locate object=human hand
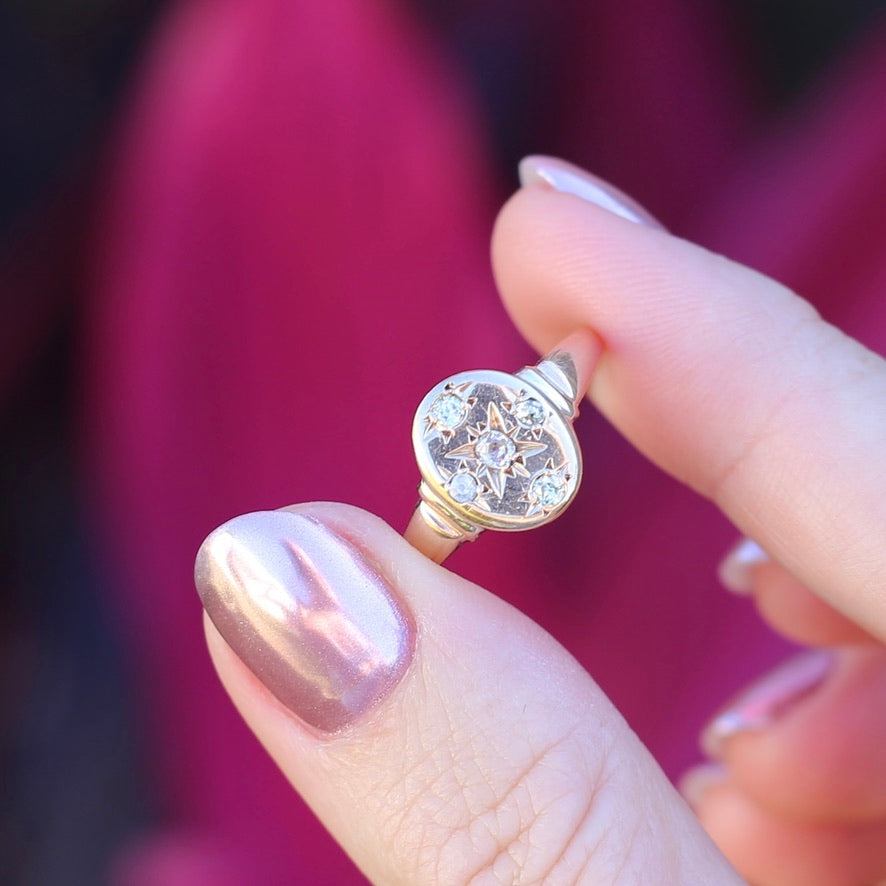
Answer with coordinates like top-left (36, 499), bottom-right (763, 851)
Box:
top-left (496, 157), bottom-right (886, 884)
top-left (194, 156), bottom-right (886, 884)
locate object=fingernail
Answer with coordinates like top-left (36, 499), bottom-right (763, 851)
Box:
top-left (678, 762), bottom-right (727, 810)
top-left (518, 155), bottom-right (664, 229)
top-left (717, 537), bottom-right (769, 595)
top-left (701, 650), bottom-right (834, 758)
top-left (195, 510), bottom-right (415, 734)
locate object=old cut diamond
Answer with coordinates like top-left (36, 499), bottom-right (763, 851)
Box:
top-left (429, 393), bottom-right (467, 430)
top-left (475, 430), bottom-right (516, 469)
top-left (448, 472), bottom-right (479, 504)
top-left (513, 396), bottom-right (546, 428)
top-left (530, 471), bottom-right (567, 508)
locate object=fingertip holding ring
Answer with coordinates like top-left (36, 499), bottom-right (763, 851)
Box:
top-left (406, 329), bottom-right (600, 563)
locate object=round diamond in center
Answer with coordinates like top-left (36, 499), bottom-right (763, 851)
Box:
top-left (475, 430), bottom-right (516, 469)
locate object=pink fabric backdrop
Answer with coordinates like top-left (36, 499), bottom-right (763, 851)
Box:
top-left (81, 0), bottom-right (886, 881)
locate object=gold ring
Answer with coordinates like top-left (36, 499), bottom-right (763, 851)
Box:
top-left (406, 331), bottom-right (596, 563)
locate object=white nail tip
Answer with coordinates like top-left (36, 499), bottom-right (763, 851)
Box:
top-left (518, 156), bottom-right (651, 227)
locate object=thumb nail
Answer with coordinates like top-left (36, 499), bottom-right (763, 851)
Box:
top-left (195, 510), bottom-right (415, 734)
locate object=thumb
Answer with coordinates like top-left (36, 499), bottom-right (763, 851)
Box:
top-left (195, 503), bottom-right (739, 884)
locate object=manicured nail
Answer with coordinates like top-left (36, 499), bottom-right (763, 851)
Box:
top-left (701, 650), bottom-right (834, 758)
top-left (718, 537), bottom-right (769, 595)
top-left (518, 155), bottom-right (664, 229)
top-left (678, 762), bottom-right (727, 810)
top-left (195, 510), bottom-right (415, 733)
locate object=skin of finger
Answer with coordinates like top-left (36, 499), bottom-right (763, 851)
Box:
top-left (204, 502), bottom-right (739, 885)
top-left (713, 648), bottom-right (886, 822)
top-left (750, 560), bottom-right (879, 646)
top-left (491, 188), bottom-right (886, 642)
top-left (693, 781), bottom-right (886, 886)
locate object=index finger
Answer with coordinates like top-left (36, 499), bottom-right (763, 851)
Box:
top-left (492, 170), bottom-right (886, 640)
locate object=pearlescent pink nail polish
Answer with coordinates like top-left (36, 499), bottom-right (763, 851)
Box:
top-left (717, 537), bottom-right (769, 595)
top-left (701, 650), bottom-right (833, 758)
top-left (195, 510), bottom-right (415, 733)
top-left (518, 155), bottom-right (665, 230)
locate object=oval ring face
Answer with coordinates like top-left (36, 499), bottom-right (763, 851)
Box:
top-left (412, 370), bottom-right (582, 531)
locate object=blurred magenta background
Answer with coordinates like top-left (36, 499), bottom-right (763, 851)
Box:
top-left (2, 0), bottom-right (886, 882)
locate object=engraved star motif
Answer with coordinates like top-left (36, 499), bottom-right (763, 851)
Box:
top-left (444, 401), bottom-right (547, 499)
